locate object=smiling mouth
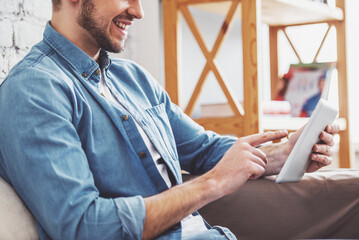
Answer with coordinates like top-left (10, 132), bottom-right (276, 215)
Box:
top-left (113, 21), bottom-right (130, 31)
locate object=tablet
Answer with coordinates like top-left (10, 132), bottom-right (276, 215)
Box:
top-left (275, 99), bottom-right (338, 183)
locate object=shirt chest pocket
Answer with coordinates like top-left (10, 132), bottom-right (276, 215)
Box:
top-left (145, 103), bottom-right (178, 161)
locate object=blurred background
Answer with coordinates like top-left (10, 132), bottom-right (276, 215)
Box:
top-left (0, 0), bottom-right (358, 168)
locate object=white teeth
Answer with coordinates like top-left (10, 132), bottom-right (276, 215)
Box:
top-left (115, 22), bottom-right (129, 31)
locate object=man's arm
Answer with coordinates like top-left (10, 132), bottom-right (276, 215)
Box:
top-left (0, 69), bottom-right (147, 240)
top-left (142, 130), bottom-right (287, 240)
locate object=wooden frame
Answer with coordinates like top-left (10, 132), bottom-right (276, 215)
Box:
top-left (162, 0), bottom-right (353, 167)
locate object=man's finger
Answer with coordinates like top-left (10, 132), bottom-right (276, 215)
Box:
top-left (251, 147), bottom-right (268, 164)
top-left (319, 131), bottom-right (335, 147)
top-left (240, 130), bottom-right (288, 147)
top-left (313, 144), bottom-right (334, 156)
top-left (325, 123), bottom-right (340, 134)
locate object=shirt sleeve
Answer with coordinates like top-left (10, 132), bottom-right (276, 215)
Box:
top-left (140, 66), bottom-right (237, 175)
top-left (0, 67), bottom-right (146, 240)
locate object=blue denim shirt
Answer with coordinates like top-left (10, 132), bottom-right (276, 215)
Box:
top-left (0, 22), bottom-right (236, 240)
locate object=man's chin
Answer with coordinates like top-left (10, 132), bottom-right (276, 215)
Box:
top-left (102, 41), bottom-right (125, 54)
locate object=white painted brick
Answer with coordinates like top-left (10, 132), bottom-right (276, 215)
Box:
top-left (0, 51), bottom-right (3, 68)
top-left (8, 49), bottom-right (24, 70)
top-left (14, 20), bottom-right (44, 49)
top-left (23, 0), bottom-right (52, 21)
top-left (0, 49), bottom-right (10, 80)
top-left (0, 52), bottom-right (5, 82)
top-left (0, 0), bottom-right (20, 14)
top-left (0, 20), bottom-right (13, 47)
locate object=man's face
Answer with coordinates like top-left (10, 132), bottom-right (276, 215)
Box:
top-left (78, 0), bottom-right (143, 53)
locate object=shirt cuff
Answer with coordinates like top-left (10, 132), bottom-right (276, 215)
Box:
top-left (114, 195), bottom-right (146, 239)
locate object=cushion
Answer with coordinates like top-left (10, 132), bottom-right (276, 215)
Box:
top-left (0, 177), bottom-right (39, 240)
top-left (194, 169), bottom-right (359, 239)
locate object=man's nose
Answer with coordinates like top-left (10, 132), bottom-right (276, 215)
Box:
top-left (128, 0), bottom-right (144, 19)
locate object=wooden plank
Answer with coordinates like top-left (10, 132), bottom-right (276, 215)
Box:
top-left (313, 24), bottom-right (333, 63)
top-left (242, 0), bottom-right (261, 135)
top-left (283, 28), bottom-right (302, 63)
top-left (178, 0), bottom-right (230, 5)
top-left (335, 0), bottom-right (354, 168)
top-left (269, 26), bottom-right (279, 99)
top-left (184, 64), bottom-right (211, 116)
top-left (262, 117), bottom-right (347, 132)
top-left (210, 0), bottom-right (240, 59)
top-left (181, 1), bottom-right (243, 116)
top-left (211, 60), bottom-right (244, 116)
top-left (261, 0), bottom-right (343, 26)
top-left (180, 5), bottom-right (210, 57)
top-left (162, 0), bottom-right (181, 105)
top-left (191, 0), bottom-right (343, 26)
top-left (193, 116), bottom-right (244, 136)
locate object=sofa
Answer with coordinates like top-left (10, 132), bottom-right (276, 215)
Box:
top-left (1, 169), bottom-right (359, 239)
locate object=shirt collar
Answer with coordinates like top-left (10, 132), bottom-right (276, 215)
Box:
top-left (43, 21), bottom-right (111, 78)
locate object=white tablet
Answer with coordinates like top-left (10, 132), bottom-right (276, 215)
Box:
top-left (275, 99), bottom-right (338, 183)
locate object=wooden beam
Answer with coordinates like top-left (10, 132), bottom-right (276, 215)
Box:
top-left (242, 0), bottom-right (261, 135)
top-left (313, 23), bottom-right (332, 63)
top-left (194, 116), bottom-right (244, 136)
top-left (283, 28), bottom-right (302, 63)
top-left (211, 60), bottom-right (244, 116)
top-left (185, 64), bottom-right (211, 116)
top-left (335, 0), bottom-right (354, 168)
top-left (178, 0), bottom-right (229, 5)
top-left (269, 26), bottom-right (279, 99)
top-left (162, 0), bottom-right (181, 105)
top-left (180, 1), bottom-right (243, 117)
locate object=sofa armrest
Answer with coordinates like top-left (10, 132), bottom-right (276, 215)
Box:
top-left (185, 169), bottom-right (359, 239)
top-left (0, 177), bottom-right (39, 240)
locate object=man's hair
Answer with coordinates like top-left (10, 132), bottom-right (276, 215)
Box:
top-left (52, 0), bottom-right (61, 11)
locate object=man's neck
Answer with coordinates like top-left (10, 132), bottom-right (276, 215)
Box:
top-left (51, 14), bottom-right (101, 62)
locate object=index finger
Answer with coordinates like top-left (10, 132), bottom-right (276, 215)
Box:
top-left (240, 130), bottom-right (288, 147)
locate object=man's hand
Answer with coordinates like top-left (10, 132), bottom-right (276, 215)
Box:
top-left (207, 130), bottom-right (288, 196)
top-left (142, 130), bottom-right (287, 239)
top-left (285, 123), bottom-right (340, 173)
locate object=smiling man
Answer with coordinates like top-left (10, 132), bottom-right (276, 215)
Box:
top-left (0, 0), bottom-right (339, 239)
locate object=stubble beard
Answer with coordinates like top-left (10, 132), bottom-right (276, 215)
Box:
top-left (78, 0), bottom-right (125, 53)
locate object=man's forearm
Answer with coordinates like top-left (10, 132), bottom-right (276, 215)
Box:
top-left (142, 173), bottom-right (222, 240)
top-left (142, 131), bottom-right (287, 239)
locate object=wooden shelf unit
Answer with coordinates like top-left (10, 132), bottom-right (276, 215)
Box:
top-left (162, 0), bottom-right (353, 167)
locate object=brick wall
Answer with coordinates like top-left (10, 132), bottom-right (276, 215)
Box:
top-left (0, 0), bottom-right (52, 83)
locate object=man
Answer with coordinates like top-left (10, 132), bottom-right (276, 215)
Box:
top-left (301, 74), bottom-right (327, 117)
top-left (0, 0), bottom-right (339, 239)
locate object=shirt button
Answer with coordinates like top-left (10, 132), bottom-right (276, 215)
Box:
top-left (122, 115), bottom-right (129, 121)
top-left (95, 69), bottom-right (100, 75)
top-left (139, 151), bottom-right (147, 158)
top-left (82, 72), bottom-right (87, 77)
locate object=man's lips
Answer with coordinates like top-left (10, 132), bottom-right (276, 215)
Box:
top-left (113, 20), bottom-right (133, 31)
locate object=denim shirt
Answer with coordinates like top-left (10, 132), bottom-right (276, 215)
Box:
top-left (0, 22), bottom-right (236, 240)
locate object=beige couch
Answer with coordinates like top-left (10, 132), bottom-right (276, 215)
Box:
top-left (1, 169), bottom-right (359, 239)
